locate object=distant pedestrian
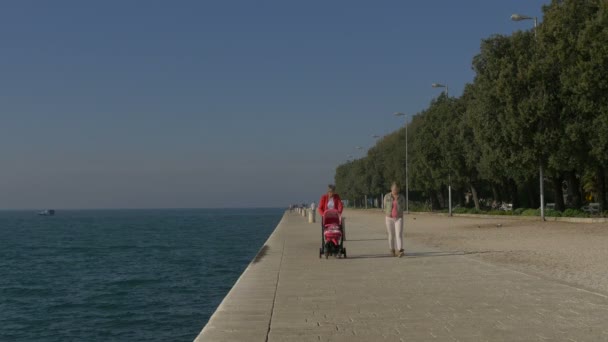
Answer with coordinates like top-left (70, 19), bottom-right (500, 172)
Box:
top-left (310, 202), bottom-right (316, 211)
top-left (384, 182), bottom-right (406, 257)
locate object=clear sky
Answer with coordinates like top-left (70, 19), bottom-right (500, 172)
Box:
top-left (0, 0), bottom-right (547, 209)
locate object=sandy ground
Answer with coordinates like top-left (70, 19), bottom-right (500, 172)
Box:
top-left (354, 209), bottom-right (608, 295)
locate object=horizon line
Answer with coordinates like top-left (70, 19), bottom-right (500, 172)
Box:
top-left (0, 206), bottom-right (287, 211)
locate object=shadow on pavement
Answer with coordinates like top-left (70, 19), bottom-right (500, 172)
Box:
top-left (346, 238), bottom-right (387, 242)
top-left (406, 250), bottom-right (500, 258)
top-left (345, 250), bottom-right (501, 260)
top-left (345, 254), bottom-right (395, 259)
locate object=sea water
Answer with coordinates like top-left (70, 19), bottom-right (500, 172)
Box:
top-left (0, 208), bottom-right (283, 341)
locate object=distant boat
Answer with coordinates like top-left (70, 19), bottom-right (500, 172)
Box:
top-left (38, 210), bottom-right (55, 216)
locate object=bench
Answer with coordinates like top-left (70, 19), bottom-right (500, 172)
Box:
top-left (499, 203), bottom-right (513, 211)
top-left (581, 203), bottom-right (600, 214)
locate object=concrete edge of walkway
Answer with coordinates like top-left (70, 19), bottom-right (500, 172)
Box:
top-left (193, 212), bottom-right (288, 342)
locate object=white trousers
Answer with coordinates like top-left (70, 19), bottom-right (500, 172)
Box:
top-left (385, 217), bottom-right (403, 251)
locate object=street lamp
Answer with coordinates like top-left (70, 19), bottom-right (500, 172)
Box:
top-left (511, 12), bottom-right (544, 221)
top-left (431, 83), bottom-right (449, 97)
top-left (354, 146), bottom-right (367, 208)
top-left (394, 112), bottom-right (410, 213)
top-left (370, 135), bottom-right (382, 209)
top-left (511, 14), bottom-right (538, 37)
top-left (432, 83), bottom-right (453, 216)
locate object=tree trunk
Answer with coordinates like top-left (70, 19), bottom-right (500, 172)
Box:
top-left (491, 184), bottom-right (499, 203)
top-left (459, 187), bottom-right (466, 207)
top-left (552, 175), bottom-right (565, 211)
top-left (430, 190), bottom-right (441, 211)
top-left (471, 183), bottom-right (480, 210)
top-left (508, 178), bottom-right (520, 209)
top-left (566, 171), bottom-right (582, 208)
top-left (598, 166), bottom-right (606, 212)
top-left (526, 181), bottom-right (537, 209)
top-left (437, 188), bottom-right (446, 210)
top-left (501, 178), bottom-right (511, 206)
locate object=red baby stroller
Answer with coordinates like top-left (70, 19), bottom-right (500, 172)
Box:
top-left (319, 209), bottom-right (346, 259)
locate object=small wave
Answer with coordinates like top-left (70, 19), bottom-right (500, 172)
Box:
top-left (0, 208), bottom-right (283, 341)
top-left (107, 278), bottom-right (163, 287)
top-left (0, 286), bottom-right (53, 297)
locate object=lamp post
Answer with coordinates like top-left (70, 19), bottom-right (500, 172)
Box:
top-left (357, 145), bottom-right (371, 209)
top-left (431, 83), bottom-right (449, 97)
top-left (394, 112), bottom-right (410, 213)
top-left (371, 135), bottom-right (382, 209)
top-left (356, 146), bottom-right (365, 207)
top-left (511, 14), bottom-right (538, 37)
top-left (511, 12), bottom-right (544, 221)
top-left (432, 83), bottom-right (452, 216)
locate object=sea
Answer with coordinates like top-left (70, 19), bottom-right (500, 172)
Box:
top-left (0, 208), bottom-right (284, 342)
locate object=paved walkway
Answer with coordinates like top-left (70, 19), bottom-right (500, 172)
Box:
top-left (195, 210), bottom-right (608, 341)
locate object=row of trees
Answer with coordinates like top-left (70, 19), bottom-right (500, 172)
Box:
top-left (335, 0), bottom-right (608, 212)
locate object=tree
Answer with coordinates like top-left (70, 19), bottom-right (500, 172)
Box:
top-left (333, 0), bottom-right (608, 213)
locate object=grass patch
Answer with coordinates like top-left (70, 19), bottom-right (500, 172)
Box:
top-left (544, 209), bottom-right (562, 217)
top-left (512, 208), bottom-right (527, 215)
top-left (453, 207), bottom-right (468, 214)
top-left (562, 209), bottom-right (589, 218)
top-left (521, 209), bottom-right (539, 216)
top-left (488, 210), bottom-right (513, 215)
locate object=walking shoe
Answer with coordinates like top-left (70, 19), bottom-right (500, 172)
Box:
top-left (390, 249), bottom-right (396, 257)
top-left (398, 249), bottom-right (405, 258)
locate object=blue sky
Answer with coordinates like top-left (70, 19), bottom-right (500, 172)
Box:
top-left (0, 0), bottom-right (547, 209)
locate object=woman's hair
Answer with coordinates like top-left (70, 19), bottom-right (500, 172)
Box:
top-left (328, 184), bottom-right (336, 191)
top-left (391, 182), bottom-right (399, 189)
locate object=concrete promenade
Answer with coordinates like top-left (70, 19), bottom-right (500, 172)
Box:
top-left (195, 210), bottom-right (608, 341)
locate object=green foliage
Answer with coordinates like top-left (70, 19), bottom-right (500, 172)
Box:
top-left (512, 208), bottom-right (527, 216)
top-left (521, 209), bottom-right (540, 216)
top-left (451, 208), bottom-right (484, 215)
top-left (544, 209), bottom-right (562, 217)
top-left (408, 201), bottom-right (432, 212)
top-left (453, 207), bottom-right (469, 214)
top-left (488, 210), bottom-right (513, 216)
top-left (334, 1), bottom-right (608, 212)
top-left (562, 209), bottom-right (590, 218)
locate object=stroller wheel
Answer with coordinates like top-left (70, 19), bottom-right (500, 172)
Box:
top-left (319, 247), bottom-right (323, 258)
top-left (343, 248), bottom-right (347, 258)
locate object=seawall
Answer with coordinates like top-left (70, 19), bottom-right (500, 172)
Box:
top-left (194, 212), bottom-right (288, 341)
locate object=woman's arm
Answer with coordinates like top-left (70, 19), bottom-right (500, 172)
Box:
top-left (336, 195), bottom-right (344, 213)
top-left (318, 195), bottom-right (327, 216)
top-left (384, 193), bottom-right (392, 212)
top-left (399, 194), bottom-right (407, 213)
